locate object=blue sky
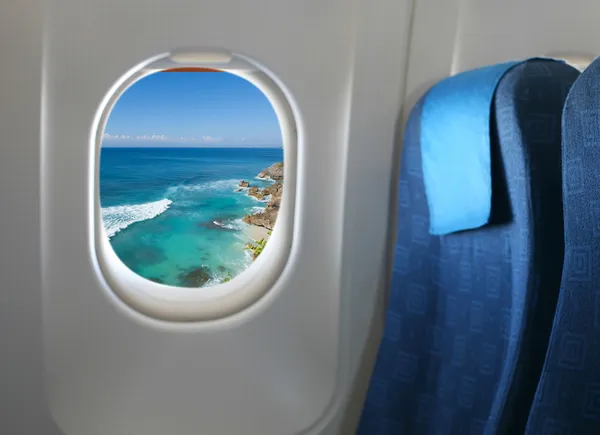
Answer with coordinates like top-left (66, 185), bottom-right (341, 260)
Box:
top-left (103, 72), bottom-right (282, 147)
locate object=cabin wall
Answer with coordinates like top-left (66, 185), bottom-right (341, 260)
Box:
top-left (0, 1), bottom-right (62, 434)
top-left (39, 0), bottom-right (410, 434)
top-left (1, 0), bottom-right (600, 434)
top-left (404, 0), bottom-right (600, 117)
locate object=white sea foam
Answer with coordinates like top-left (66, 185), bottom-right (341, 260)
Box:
top-left (251, 206), bottom-right (266, 214)
top-left (255, 175), bottom-right (276, 183)
top-left (213, 218), bottom-right (244, 231)
top-left (249, 194), bottom-right (270, 203)
top-left (102, 198), bottom-right (172, 238)
top-left (166, 179), bottom-right (240, 198)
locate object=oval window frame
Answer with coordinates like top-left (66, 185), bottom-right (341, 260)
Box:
top-left (90, 50), bottom-right (298, 322)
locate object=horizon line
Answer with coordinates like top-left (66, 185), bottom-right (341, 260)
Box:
top-left (101, 145), bottom-right (283, 149)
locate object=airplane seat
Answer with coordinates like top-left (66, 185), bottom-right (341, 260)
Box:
top-left (358, 59), bottom-right (580, 434)
top-left (525, 56), bottom-right (600, 434)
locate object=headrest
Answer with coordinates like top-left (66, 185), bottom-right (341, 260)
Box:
top-left (420, 59), bottom-right (560, 235)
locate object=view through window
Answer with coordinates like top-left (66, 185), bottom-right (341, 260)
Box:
top-left (100, 70), bottom-right (284, 287)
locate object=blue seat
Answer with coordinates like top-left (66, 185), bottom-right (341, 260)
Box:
top-left (525, 57), bottom-right (600, 434)
top-left (358, 60), bottom-right (580, 435)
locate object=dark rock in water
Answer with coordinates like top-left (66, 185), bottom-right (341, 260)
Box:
top-left (239, 180), bottom-right (250, 188)
top-left (247, 186), bottom-right (265, 200)
top-left (217, 265), bottom-right (228, 273)
top-left (148, 276), bottom-right (165, 284)
top-left (198, 214), bottom-right (240, 231)
top-left (234, 188), bottom-right (243, 192)
top-left (198, 220), bottom-right (235, 231)
top-left (180, 266), bottom-right (212, 287)
top-left (197, 221), bottom-right (221, 230)
top-left (257, 162), bottom-right (284, 180)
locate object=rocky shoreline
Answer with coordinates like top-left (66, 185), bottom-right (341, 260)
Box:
top-left (169, 162), bottom-right (285, 285)
top-left (240, 162), bottom-right (283, 232)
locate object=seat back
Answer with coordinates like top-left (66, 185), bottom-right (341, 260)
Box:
top-left (526, 57), bottom-right (600, 434)
top-left (358, 60), bottom-right (580, 435)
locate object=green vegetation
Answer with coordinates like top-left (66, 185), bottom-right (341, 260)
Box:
top-left (245, 238), bottom-right (267, 259)
top-left (244, 231), bottom-right (272, 260)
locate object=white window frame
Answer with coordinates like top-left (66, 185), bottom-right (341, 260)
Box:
top-left (90, 50), bottom-right (298, 322)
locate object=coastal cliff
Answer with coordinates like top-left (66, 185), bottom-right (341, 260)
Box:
top-left (241, 162), bottom-right (283, 231)
top-left (258, 162), bottom-right (283, 180)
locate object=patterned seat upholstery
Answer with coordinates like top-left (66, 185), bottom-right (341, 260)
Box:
top-left (525, 57), bottom-right (600, 435)
top-left (358, 60), bottom-right (580, 435)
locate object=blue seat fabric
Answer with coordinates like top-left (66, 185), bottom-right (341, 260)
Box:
top-left (358, 60), bottom-right (580, 435)
top-left (420, 60), bottom-right (520, 236)
top-left (525, 57), bottom-right (600, 435)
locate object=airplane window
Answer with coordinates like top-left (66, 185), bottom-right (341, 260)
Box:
top-left (100, 69), bottom-right (284, 288)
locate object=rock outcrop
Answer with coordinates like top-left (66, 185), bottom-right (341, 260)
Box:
top-left (261, 182), bottom-right (282, 198)
top-left (180, 266), bottom-right (211, 287)
top-left (242, 163), bottom-right (284, 231)
top-left (247, 186), bottom-right (265, 201)
top-left (243, 204), bottom-right (279, 230)
top-left (239, 180), bottom-right (249, 188)
top-left (258, 162), bottom-right (284, 181)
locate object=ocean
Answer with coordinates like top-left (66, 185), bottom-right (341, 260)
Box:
top-left (100, 147), bottom-right (283, 287)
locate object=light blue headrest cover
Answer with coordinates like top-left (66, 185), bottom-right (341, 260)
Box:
top-left (421, 61), bottom-right (524, 235)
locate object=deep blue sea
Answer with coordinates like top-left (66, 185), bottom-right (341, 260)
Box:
top-left (100, 147), bottom-right (283, 287)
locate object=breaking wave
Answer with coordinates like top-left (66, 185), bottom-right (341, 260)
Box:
top-left (102, 199), bottom-right (172, 238)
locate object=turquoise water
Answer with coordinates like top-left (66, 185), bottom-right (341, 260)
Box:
top-left (100, 147), bottom-right (283, 287)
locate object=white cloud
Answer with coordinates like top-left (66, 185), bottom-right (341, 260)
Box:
top-left (103, 133), bottom-right (226, 145)
top-left (201, 135), bottom-right (224, 144)
top-left (103, 133), bottom-right (132, 140)
top-left (104, 133), bottom-right (170, 142)
top-left (135, 134), bottom-right (168, 141)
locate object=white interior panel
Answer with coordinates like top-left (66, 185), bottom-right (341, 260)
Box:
top-left (454, 0), bottom-right (600, 72)
top-left (0, 1), bottom-right (63, 434)
top-left (1, 0), bottom-right (599, 434)
top-left (41, 0), bottom-right (410, 434)
top-left (404, 0), bottom-right (600, 107)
